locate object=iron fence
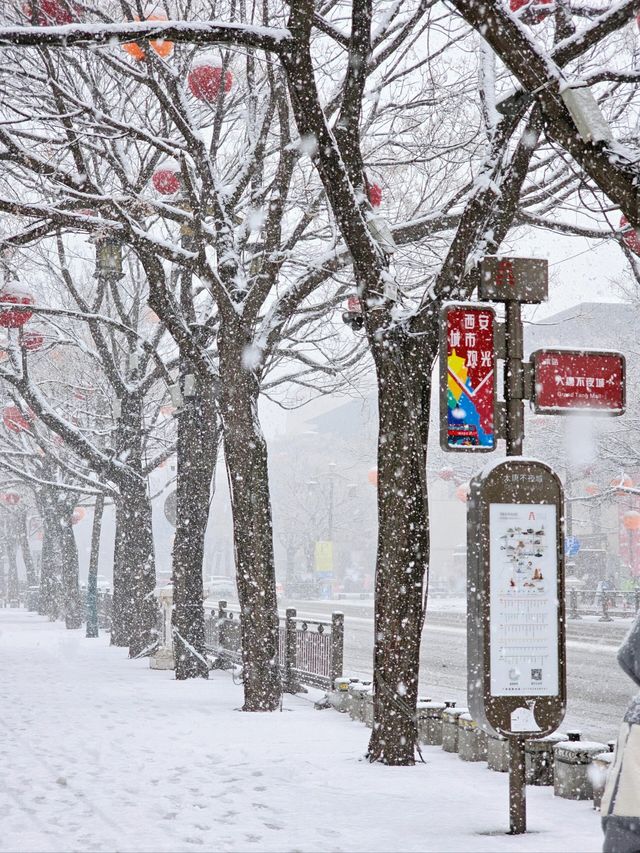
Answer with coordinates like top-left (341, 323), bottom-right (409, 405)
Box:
top-left (204, 600), bottom-right (344, 691)
top-left (568, 588), bottom-right (640, 621)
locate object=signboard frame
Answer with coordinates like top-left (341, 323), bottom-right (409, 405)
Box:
top-left (467, 459), bottom-right (566, 739)
top-left (479, 256), bottom-right (548, 304)
top-left (531, 348), bottom-right (625, 416)
top-left (440, 302), bottom-right (497, 454)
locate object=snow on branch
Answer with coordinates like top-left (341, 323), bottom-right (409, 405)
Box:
top-left (0, 20), bottom-right (291, 53)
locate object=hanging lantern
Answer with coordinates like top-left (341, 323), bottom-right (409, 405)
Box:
top-left (71, 506), bottom-right (85, 525)
top-left (22, 329), bottom-right (44, 352)
top-left (0, 283), bottom-right (33, 329)
top-left (584, 482), bottom-right (600, 496)
top-left (509, 0), bottom-right (553, 24)
top-left (0, 492), bottom-right (21, 506)
top-left (94, 235), bottom-right (123, 280)
top-left (160, 404), bottom-right (175, 416)
top-left (3, 405), bottom-right (33, 433)
top-left (22, 1), bottom-right (78, 26)
top-left (122, 13), bottom-right (174, 62)
top-left (456, 482), bottom-right (470, 503)
top-left (623, 511), bottom-right (640, 531)
top-left (188, 58), bottom-right (234, 103)
top-left (368, 183), bottom-right (383, 208)
top-left (152, 161), bottom-right (181, 195)
top-left (611, 474), bottom-right (634, 490)
top-left (620, 215), bottom-right (640, 256)
top-left (438, 466), bottom-right (455, 482)
top-left (367, 467), bottom-right (378, 487)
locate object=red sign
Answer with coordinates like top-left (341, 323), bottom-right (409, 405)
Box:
top-left (532, 349), bottom-right (625, 415)
top-left (440, 304), bottom-right (496, 452)
top-left (347, 295), bottom-right (362, 313)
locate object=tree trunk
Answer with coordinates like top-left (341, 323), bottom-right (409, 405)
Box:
top-left (110, 500), bottom-right (131, 646)
top-left (171, 370), bottom-right (218, 680)
top-left (5, 540), bottom-right (19, 603)
top-left (86, 494), bottom-right (104, 639)
top-left (366, 333), bottom-right (435, 765)
top-left (59, 511), bottom-right (83, 629)
top-left (219, 336), bottom-right (281, 711)
top-left (36, 489), bottom-right (64, 620)
top-left (110, 391), bottom-right (158, 656)
top-left (119, 477), bottom-right (157, 657)
top-left (19, 509), bottom-right (37, 588)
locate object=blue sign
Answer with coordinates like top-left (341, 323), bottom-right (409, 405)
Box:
top-left (564, 536), bottom-right (581, 558)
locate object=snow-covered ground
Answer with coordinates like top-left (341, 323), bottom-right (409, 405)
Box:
top-left (0, 610), bottom-right (603, 853)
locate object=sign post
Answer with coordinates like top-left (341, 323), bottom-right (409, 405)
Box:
top-left (468, 459), bottom-right (566, 834)
top-left (531, 349), bottom-right (625, 415)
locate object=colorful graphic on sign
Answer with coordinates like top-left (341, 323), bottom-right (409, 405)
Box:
top-left (442, 305), bottom-right (495, 451)
top-left (489, 503), bottom-right (559, 697)
top-left (532, 349), bottom-right (625, 415)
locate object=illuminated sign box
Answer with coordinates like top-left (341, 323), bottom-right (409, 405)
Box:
top-left (440, 303), bottom-right (496, 453)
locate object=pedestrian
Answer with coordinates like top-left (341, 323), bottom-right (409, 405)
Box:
top-left (601, 613), bottom-right (640, 852)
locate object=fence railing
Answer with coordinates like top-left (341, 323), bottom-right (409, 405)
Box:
top-left (204, 600), bottom-right (344, 691)
top-left (568, 588), bottom-right (640, 621)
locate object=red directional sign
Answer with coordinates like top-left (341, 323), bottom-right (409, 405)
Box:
top-left (532, 349), bottom-right (625, 415)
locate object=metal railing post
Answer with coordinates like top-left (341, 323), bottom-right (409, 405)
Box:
top-left (284, 607), bottom-right (299, 693)
top-left (331, 611), bottom-right (344, 687)
top-left (599, 593), bottom-right (613, 622)
top-left (636, 589), bottom-right (640, 614)
top-left (218, 599), bottom-right (227, 649)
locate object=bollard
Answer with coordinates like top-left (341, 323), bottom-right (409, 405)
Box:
top-left (553, 733), bottom-right (607, 800)
top-left (417, 702), bottom-right (446, 746)
top-left (363, 686), bottom-right (375, 728)
top-left (329, 677), bottom-right (352, 713)
top-left (591, 745), bottom-right (615, 810)
top-left (569, 588), bottom-right (580, 619)
top-left (525, 733), bottom-right (568, 786)
top-left (348, 682), bottom-right (370, 722)
top-left (442, 707), bottom-right (469, 753)
top-left (347, 680), bottom-right (362, 721)
top-left (486, 731), bottom-right (510, 772)
top-left (457, 713), bottom-right (487, 762)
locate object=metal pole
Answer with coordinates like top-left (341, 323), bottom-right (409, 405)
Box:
top-left (504, 300), bottom-right (524, 457)
top-left (509, 737), bottom-right (527, 834)
top-left (284, 607), bottom-right (297, 693)
top-left (504, 299), bottom-right (526, 834)
top-left (331, 611), bottom-right (344, 687)
top-left (86, 494), bottom-right (104, 638)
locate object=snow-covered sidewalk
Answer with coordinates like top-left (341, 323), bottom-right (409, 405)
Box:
top-left (0, 610), bottom-right (603, 852)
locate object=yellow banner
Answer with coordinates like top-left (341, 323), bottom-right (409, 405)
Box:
top-left (314, 541), bottom-right (333, 573)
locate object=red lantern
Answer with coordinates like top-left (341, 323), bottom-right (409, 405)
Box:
top-left (456, 482), bottom-right (470, 503)
top-left (22, 1), bottom-right (78, 26)
top-left (3, 405), bottom-right (33, 433)
top-left (152, 164), bottom-right (181, 195)
top-left (584, 483), bottom-right (600, 496)
top-left (367, 467), bottom-right (378, 487)
top-left (0, 284), bottom-right (33, 329)
top-left (22, 330), bottom-right (44, 352)
top-left (188, 62), bottom-right (233, 103)
top-left (368, 183), bottom-right (382, 208)
top-left (509, 0), bottom-right (553, 24)
top-left (122, 13), bottom-right (174, 62)
top-left (611, 474), bottom-right (634, 490)
top-left (71, 506), bottom-right (85, 525)
top-left (620, 215), bottom-right (640, 257)
top-left (0, 492), bottom-right (21, 506)
top-left (623, 511), bottom-right (640, 531)
top-left (438, 466), bottom-right (455, 482)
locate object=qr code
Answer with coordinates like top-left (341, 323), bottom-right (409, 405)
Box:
top-left (531, 669), bottom-right (542, 682)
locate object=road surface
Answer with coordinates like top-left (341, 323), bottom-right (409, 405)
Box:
top-left (281, 598), bottom-right (636, 744)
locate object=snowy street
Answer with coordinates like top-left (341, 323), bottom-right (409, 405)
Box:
top-left (1, 609), bottom-right (604, 853)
